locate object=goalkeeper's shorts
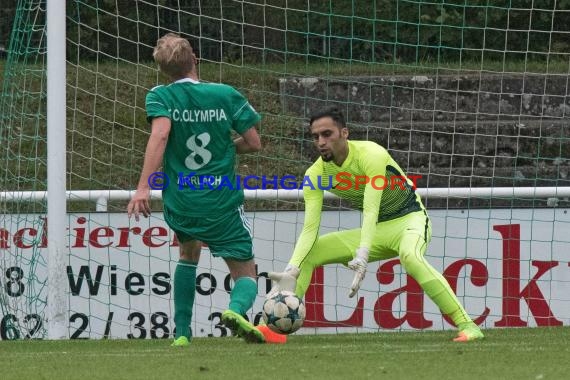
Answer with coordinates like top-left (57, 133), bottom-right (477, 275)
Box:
top-left (164, 204), bottom-right (254, 261)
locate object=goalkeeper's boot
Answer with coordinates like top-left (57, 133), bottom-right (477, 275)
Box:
top-left (171, 336), bottom-right (190, 347)
top-left (453, 322), bottom-right (484, 342)
top-left (257, 324), bottom-right (287, 344)
top-left (221, 310), bottom-right (265, 344)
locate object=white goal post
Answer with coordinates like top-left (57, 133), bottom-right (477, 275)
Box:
top-left (46, 0), bottom-right (67, 340)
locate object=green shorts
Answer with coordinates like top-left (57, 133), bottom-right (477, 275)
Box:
top-left (163, 205), bottom-right (253, 261)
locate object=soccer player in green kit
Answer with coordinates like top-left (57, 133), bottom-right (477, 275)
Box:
top-left (269, 107), bottom-right (484, 342)
top-left (127, 33), bottom-right (266, 346)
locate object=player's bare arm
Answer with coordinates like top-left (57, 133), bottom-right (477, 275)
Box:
top-left (127, 117), bottom-right (171, 221)
top-left (234, 126), bottom-right (261, 154)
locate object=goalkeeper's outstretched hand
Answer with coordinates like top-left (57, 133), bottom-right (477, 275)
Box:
top-left (347, 247), bottom-right (369, 298)
top-left (267, 264), bottom-right (300, 298)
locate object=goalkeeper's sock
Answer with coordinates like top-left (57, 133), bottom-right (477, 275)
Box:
top-left (228, 277), bottom-right (257, 315)
top-left (421, 278), bottom-right (472, 326)
top-left (173, 259), bottom-right (197, 339)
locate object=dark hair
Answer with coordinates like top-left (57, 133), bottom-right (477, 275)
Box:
top-left (309, 107), bottom-right (346, 128)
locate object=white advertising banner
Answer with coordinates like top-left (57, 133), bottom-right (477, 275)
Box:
top-left (1, 208), bottom-right (569, 339)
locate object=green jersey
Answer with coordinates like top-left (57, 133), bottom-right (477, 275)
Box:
top-left (145, 78), bottom-right (261, 216)
top-left (290, 140), bottom-right (424, 267)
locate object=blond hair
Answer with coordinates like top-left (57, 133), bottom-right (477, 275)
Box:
top-left (153, 33), bottom-right (195, 79)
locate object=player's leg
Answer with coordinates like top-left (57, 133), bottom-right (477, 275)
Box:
top-left (294, 229), bottom-right (361, 297)
top-left (294, 228), bottom-right (399, 297)
top-left (171, 238), bottom-right (201, 347)
top-left (163, 208), bottom-right (200, 347)
top-left (222, 258), bottom-right (265, 343)
top-left (206, 205), bottom-right (264, 343)
top-left (220, 262), bottom-right (286, 343)
top-left (393, 211), bottom-right (484, 342)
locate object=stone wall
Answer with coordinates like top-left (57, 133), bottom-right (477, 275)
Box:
top-left (279, 74), bottom-right (570, 207)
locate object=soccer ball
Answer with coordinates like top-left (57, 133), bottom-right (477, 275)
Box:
top-left (262, 291), bottom-right (306, 334)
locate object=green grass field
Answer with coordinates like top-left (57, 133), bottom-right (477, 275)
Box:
top-left (1, 327), bottom-right (568, 380)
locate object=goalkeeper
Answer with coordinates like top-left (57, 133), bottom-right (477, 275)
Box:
top-left (128, 33), bottom-right (266, 346)
top-left (269, 107), bottom-right (484, 342)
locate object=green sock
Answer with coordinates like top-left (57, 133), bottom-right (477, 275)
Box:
top-left (173, 259), bottom-right (197, 339)
top-left (229, 277), bottom-right (257, 316)
top-left (421, 278), bottom-right (471, 326)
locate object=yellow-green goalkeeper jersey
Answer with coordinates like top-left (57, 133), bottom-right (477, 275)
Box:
top-left (145, 78), bottom-right (261, 216)
top-left (290, 140), bottom-right (424, 267)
